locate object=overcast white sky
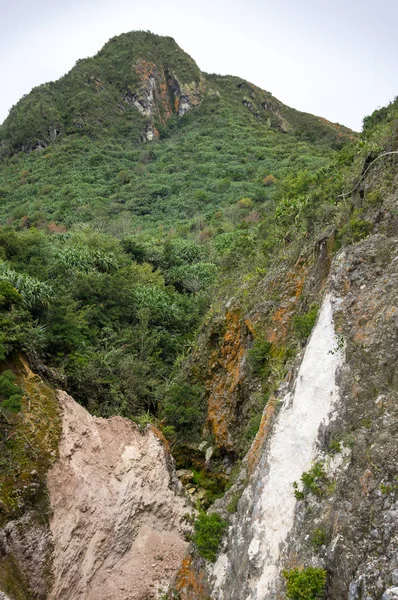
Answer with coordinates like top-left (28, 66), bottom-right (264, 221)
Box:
top-left (1, 0), bottom-right (397, 131)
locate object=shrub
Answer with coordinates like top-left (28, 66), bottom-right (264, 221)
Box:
top-left (0, 370), bottom-right (23, 414)
top-left (263, 174), bottom-right (276, 186)
top-left (293, 462), bottom-right (329, 500)
top-left (2, 394), bottom-right (22, 413)
top-left (136, 410), bottom-right (153, 430)
top-left (191, 470), bottom-right (226, 505)
top-left (237, 197), bottom-right (253, 209)
top-left (0, 266), bottom-right (55, 309)
top-left (336, 217), bottom-right (373, 248)
top-left (283, 567), bottom-right (326, 600)
top-left (162, 381), bottom-right (206, 438)
top-left (227, 492), bottom-right (241, 514)
top-left (0, 280), bottom-right (22, 309)
top-left (244, 411), bottom-right (264, 443)
top-left (311, 528), bottom-right (328, 548)
top-left (194, 189), bottom-right (209, 203)
top-left (327, 438), bottom-right (341, 455)
top-left (193, 512), bottom-right (227, 562)
top-left (293, 305), bottom-right (319, 342)
top-left (117, 170), bottom-right (130, 184)
top-left (365, 189), bottom-right (382, 205)
top-left (248, 338), bottom-right (272, 375)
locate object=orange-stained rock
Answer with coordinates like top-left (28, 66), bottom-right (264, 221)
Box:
top-left (174, 555), bottom-right (209, 599)
top-left (247, 395), bottom-right (279, 476)
top-left (206, 310), bottom-right (250, 451)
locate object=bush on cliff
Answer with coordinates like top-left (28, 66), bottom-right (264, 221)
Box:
top-left (283, 567), bottom-right (326, 600)
top-left (193, 512), bottom-right (227, 562)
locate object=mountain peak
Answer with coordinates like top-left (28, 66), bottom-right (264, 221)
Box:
top-left (0, 30), bottom-right (353, 158)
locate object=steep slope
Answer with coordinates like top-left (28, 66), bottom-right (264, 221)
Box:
top-left (2, 29), bottom-right (398, 600)
top-left (0, 31), bottom-right (204, 155)
top-left (173, 98), bottom-right (398, 599)
top-left (0, 31), bottom-right (353, 231)
top-left (0, 31), bottom-right (355, 463)
top-left (210, 293), bottom-right (344, 599)
top-left (48, 391), bottom-right (191, 600)
top-left (0, 361), bottom-right (192, 600)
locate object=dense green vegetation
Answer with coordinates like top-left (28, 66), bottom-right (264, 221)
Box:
top-left (0, 32), bottom-right (349, 426)
top-left (0, 29), bottom-right (397, 457)
top-left (0, 370), bottom-right (23, 413)
top-left (0, 90), bottom-right (337, 231)
top-left (0, 227), bottom-right (206, 417)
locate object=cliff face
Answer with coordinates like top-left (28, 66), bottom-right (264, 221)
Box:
top-left (0, 379), bottom-right (192, 600)
top-left (48, 391), bottom-right (192, 600)
top-left (184, 236), bottom-right (397, 599)
top-left (173, 150), bottom-right (398, 599)
top-left (210, 293), bottom-right (344, 599)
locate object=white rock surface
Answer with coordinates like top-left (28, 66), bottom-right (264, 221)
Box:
top-left (383, 589), bottom-right (398, 600)
top-left (48, 391), bottom-right (191, 600)
top-left (212, 293), bottom-right (344, 599)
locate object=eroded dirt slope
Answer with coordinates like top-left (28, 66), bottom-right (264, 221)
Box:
top-left (48, 391), bottom-right (192, 600)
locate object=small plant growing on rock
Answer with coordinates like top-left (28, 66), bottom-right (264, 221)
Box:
top-left (293, 462), bottom-right (329, 500)
top-left (227, 491), bottom-right (242, 514)
top-left (293, 305), bottom-right (319, 343)
top-left (136, 410), bottom-right (153, 430)
top-left (311, 528), bottom-right (328, 548)
top-left (327, 438), bottom-right (341, 455)
top-left (283, 567), bottom-right (326, 600)
top-left (193, 512), bottom-right (227, 562)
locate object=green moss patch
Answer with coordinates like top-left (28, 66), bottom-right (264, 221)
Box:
top-left (0, 358), bottom-right (61, 526)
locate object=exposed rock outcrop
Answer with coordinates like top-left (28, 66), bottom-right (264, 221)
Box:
top-left (175, 231), bottom-right (398, 600)
top-left (0, 381), bottom-right (192, 600)
top-left (123, 58), bottom-right (206, 140)
top-left (211, 294), bottom-right (344, 599)
top-left (47, 391), bottom-right (192, 600)
top-left (0, 512), bottom-right (52, 599)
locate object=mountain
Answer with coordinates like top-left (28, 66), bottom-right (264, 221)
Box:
top-left (0, 30), bottom-right (397, 600)
top-left (0, 31), bottom-right (353, 231)
top-left (0, 31), bottom-right (351, 156)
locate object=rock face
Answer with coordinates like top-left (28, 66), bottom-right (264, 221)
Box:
top-left (210, 294), bottom-right (344, 599)
top-left (47, 391), bottom-right (192, 600)
top-left (124, 57), bottom-right (206, 141)
top-left (0, 512), bottom-right (52, 599)
top-left (175, 231), bottom-right (398, 600)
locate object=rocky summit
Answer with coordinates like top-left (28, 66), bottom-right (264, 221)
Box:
top-left (0, 30), bottom-right (397, 600)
